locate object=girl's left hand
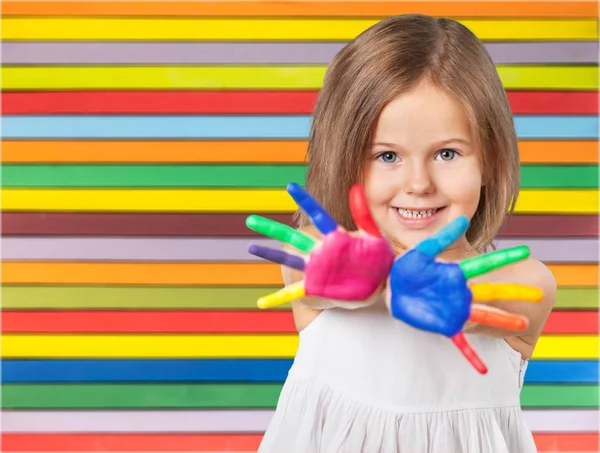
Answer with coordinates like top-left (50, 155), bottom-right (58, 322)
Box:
top-left (386, 216), bottom-right (544, 374)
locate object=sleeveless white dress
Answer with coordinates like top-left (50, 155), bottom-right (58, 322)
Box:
top-left (258, 300), bottom-right (537, 453)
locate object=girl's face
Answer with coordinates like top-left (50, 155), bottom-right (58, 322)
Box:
top-left (363, 80), bottom-right (483, 255)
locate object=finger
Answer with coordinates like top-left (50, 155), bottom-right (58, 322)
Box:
top-left (287, 182), bottom-right (338, 235)
top-left (257, 281), bottom-right (306, 309)
top-left (450, 332), bottom-right (488, 374)
top-left (470, 283), bottom-right (543, 303)
top-left (469, 305), bottom-right (529, 331)
top-left (248, 244), bottom-right (306, 271)
top-left (349, 184), bottom-right (382, 237)
top-left (246, 215), bottom-right (316, 254)
top-left (459, 245), bottom-right (530, 280)
top-left (413, 215), bottom-right (469, 257)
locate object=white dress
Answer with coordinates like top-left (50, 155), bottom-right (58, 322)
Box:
top-left (258, 299), bottom-right (537, 453)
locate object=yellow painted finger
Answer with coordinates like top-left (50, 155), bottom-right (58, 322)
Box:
top-left (470, 283), bottom-right (543, 302)
top-left (257, 281), bottom-right (305, 309)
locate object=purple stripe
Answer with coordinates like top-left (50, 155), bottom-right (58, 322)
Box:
top-left (1, 410), bottom-right (596, 433)
top-left (2, 42), bottom-right (597, 64)
top-left (1, 237), bottom-right (596, 262)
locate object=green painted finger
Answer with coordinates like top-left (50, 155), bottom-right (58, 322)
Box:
top-left (459, 245), bottom-right (530, 279)
top-left (245, 215), bottom-right (316, 254)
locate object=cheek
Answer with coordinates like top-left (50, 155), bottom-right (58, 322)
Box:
top-left (437, 165), bottom-right (482, 208)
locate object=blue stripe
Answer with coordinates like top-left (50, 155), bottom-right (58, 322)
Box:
top-left (1, 115), bottom-right (597, 139)
top-left (2, 359), bottom-right (597, 384)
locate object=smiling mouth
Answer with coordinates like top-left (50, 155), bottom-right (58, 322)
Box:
top-left (395, 207), bottom-right (446, 220)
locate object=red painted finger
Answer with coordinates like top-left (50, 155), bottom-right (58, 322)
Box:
top-left (349, 184), bottom-right (382, 237)
top-left (451, 333), bottom-right (488, 374)
top-left (470, 306), bottom-right (529, 331)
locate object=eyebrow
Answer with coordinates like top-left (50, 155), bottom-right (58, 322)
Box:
top-left (372, 138), bottom-right (471, 148)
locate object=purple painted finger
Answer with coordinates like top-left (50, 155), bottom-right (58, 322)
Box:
top-left (248, 244), bottom-right (305, 271)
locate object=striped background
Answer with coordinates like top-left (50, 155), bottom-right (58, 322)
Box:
top-left (1, 1), bottom-right (598, 452)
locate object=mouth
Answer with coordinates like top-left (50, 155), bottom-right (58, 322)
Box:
top-left (395, 206), bottom-right (446, 220)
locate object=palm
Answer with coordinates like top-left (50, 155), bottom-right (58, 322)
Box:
top-left (390, 252), bottom-right (471, 337)
top-left (246, 183), bottom-right (394, 308)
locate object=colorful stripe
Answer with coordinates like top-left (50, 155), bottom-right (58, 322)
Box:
top-left (3, 115), bottom-right (597, 139)
top-left (2, 311), bottom-right (595, 334)
top-left (3, 359), bottom-right (597, 384)
top-left (3, 213), bottom-right (598, 237)
top-left (2, 1), bottom-right (598, 17)
top-left (4, 66), bottom-right (598, 91)
top-left (3, 18), bottom-right (597, 41)
top-left (2, 140), bottom-right (598, 164)
top-left (2, 263), bottom-right (596, 286)
top-left (3, 189), bottom-right (598, 213)
top-left (2, 410), bottom-right (597, 433)
top-left (4, 42), bottom-right (599, 64)
top-left (2, 164), bottom-right (598, 189)
top-left (2, 334), bottom-right (598, 359)
top-left (3, 286), bottom-right (596, 310)
top-left (2, 432), bottom-right (596, 452)
top-left (4, 91), bottom-right (598, 115)
top-left (2, 383), bottom-right (597, 409)
top-left (1, 238), bottom-right (598, 262)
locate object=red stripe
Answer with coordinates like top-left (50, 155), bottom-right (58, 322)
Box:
top-left (3, 91), bottom-right (598, 115)
top-left (1, 433), bottom-right (262, 452)
top-left (1, 310), bottom-right (296, 333)
top-left (1, 433), bottom-right (597, 452)
top-left (1, 310), bottom-right (595, 334)
top-left (541, 311), bottom-right (598, 334)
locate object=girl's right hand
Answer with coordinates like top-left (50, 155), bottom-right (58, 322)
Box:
top-left (246, 183), bottom-right (395, 309)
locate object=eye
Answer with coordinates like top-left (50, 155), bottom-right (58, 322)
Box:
top-left (435, 148), bottom-right (458, 161)
top-left (377, 151), bottom-right (399, 164)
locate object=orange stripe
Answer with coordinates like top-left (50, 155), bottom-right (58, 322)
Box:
top-left (2, 1), bottom-right (597, 17)
top-left (0, 141), bottom-right (308, 164)
top-left (2, 140), bottom-right (596, 164)
top-left (1, 262), bottom-right (595, 287)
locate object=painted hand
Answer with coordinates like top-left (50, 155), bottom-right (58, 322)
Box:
top-left (388, 216), bottom-right (544, 374)
top-left (246, 183), bottom-right (395, 309)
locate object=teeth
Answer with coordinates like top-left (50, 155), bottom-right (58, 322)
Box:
top-left (397, 208), bottom-right (439, 219)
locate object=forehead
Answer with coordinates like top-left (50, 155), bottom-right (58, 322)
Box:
top-left (373, 81), bottom-right (473, 146)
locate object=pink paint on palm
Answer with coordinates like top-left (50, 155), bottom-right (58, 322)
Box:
top-left (305, 230), bottom-right (394, 300)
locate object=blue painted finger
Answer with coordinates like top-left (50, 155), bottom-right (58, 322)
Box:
top-left (287, 182), bottom-right (338, 235)
top-left (413, 215), bottom-right (470, 257)
top-left (248, 244), bottom-right (306, 271)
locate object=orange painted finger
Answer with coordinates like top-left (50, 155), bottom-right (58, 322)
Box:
top-left (470, 283), bottom-right (543, 303)
top-left (470, 305), bottom-right (529, 331)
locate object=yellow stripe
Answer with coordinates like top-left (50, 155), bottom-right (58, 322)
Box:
top-left (1, 334), bottom-right (596, 359)
top-left (2, 189), bottom-right (598, 214)
top-left (3, 66), bottom-right (597, 90)
top-left (532, 335), bottom-right (599, 359)
top-left (2, 18), bottom-right (597, 41)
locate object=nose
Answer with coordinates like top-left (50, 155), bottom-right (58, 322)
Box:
top-left (404, 162), bottom-right (434, 195)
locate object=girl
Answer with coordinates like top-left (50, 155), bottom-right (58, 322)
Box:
top-left (253, 14), bottom-right (556, 453)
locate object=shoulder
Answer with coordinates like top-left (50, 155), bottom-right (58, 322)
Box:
top-left (509, 257), bottom-right (557, 303)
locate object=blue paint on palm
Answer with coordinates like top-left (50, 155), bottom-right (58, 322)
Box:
top-left (389, 249), bottom-right (473, 337)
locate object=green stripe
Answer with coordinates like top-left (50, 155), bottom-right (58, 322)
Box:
top-left (2, 164), bottom-right (598, 189)
top-left (521, 165), bottom-right (599, 188)
top-left (2, 384), bottom-right (597, 409)
top-left (1, 286), bottom-right (596, 310)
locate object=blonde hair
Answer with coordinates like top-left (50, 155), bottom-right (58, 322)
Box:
top-left (297, 14), bottom-right (520, 251)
